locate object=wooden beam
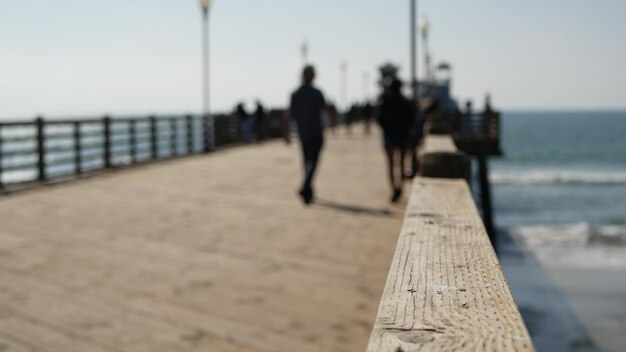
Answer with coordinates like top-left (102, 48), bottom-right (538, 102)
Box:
top-left (421, 135), bottom-right (457, 154)
top-left (367, 178), bottom-right (533, 351)
top-left (419, 135), bottom-right (471, 181)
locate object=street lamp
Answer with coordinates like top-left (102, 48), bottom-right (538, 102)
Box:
top-left (362, 72), bottom-right (370, 103)
top-left (340, 61), bottom-right (348, 112)
top-left (419, 17), bottom-right (431, 84)
top-left (198, 0), bottom-right (214, 151)
top-left (301, 39), bottom-right (309, 65)
top-left (410, 0), bottom-right (418, 102)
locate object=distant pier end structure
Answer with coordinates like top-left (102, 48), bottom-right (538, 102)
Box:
top-left (420, 62), bottom-right (502, 244)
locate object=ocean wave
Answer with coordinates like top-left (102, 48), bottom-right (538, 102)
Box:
top-left (506, 223), bottom-right (626, 269)
top-left (490, 170), bottom-right (626, 186)
top-left (509, 222), bottom-right (626, 247)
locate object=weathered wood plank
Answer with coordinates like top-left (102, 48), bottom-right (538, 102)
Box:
top-left (421, 135), bottom-right (457, 154)
top-left (0, 330), bottom-right (47, 352)
top-left (367, 177), bottom-right (533, 351)
top-left (419, 134), bottom-right (471, 181)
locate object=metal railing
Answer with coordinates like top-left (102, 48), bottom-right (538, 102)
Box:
top-left (455, 111), bottom-right (500, 140)
top-left (425, 111), bottom-right (502, 156)
top-left (0, 113), bottom-right (257, 190)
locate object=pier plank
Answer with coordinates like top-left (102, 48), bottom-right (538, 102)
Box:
top-left (0, 133), bottom-right (402, 351)
top-left (367, 178), bottom-right (533, 351)
top-left (0, 330), bottom-right (48, 352)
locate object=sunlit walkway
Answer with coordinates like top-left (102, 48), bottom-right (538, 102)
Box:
top-left (0, 130), bottom-right (406, 352)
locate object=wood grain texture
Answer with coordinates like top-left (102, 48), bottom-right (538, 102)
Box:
top-left (367, 177), bottom-right (534, 351)
top-left (421, 135), bottom-right (457, 154)
top-left (418, 134), bottom-right (471, 181)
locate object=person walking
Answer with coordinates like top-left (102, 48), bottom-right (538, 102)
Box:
top-left (377, 78), bottom-right (414, 203)
top-left (235, 103), bottom-right (251, 142)
top-left (253, 100), bottom-right (266, 142)
top-left (362, 101), bottom-right (374, 135)
top-left (284, 65), bottom-right (335, 205)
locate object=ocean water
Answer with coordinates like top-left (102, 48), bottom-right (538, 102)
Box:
top-left (492, 111), bottom-right (626, 268)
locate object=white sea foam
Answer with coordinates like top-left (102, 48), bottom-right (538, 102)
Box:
top-left (491, 170), bottom-right (626, 186)
top-left (509, 222), bottom-right (626, 247)
top-left (507, 223), bottom-right (626, 269)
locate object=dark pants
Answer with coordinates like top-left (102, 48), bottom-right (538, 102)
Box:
top-left (299, 134), bottom-right (324, 192)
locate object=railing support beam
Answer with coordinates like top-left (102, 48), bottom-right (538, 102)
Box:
top-left (36, 116), bottom-right (45, 181)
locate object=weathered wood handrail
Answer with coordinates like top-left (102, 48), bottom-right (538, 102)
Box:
top-left (418, 135), bottom-right (471, 182)
top-left (367, 134), bottom-right (533, 351)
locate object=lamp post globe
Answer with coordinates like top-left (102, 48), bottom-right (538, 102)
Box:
top-left (419, 17), bottom-right (430, 40)
top-left (418, 17), bottom-right (431, 84)
top-left (198, 0), bottom-right (214, 150)
top-left (198, 0), bottom-right (212, 13)
top-left (301, 39), bottom-right (309, 65)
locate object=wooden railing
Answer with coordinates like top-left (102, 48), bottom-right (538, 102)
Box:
top-left (0, 111), bottom-right (284, 190)
top-left (367, 134), bottom-right (533, 351)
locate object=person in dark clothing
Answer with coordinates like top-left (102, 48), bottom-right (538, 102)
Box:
top-left (235, 103), bottom-right (251, 142)
top-left (362, 101), bottom-right (374, 135)
top-left (405, 97), bottom-right (420, 179)
top-left (377, 78), bottom-right (414, 203)
top-left (483, 93), bottom-right (493, 115)
top-left (254, 100), bottom-right (266, 141)
top-left (284, 65), bottom-right (335, 205)
top-left (345, 104), bottom-right (357, 136)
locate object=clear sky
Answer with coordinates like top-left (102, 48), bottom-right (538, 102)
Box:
top-left (1, 0), bottom-right (625, 119)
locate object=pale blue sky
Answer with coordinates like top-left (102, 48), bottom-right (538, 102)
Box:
top-left (1, 0), bottom-right (624, 118)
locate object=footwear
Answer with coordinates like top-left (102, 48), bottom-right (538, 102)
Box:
top-left (391, 188), bottom-right (402, 203)
top-left (298, 188), bottom-right (314, 205)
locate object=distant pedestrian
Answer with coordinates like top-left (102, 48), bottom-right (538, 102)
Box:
top-left (362, 101), bottom-right (374, 135)
top-left (406, 97), bottom-right (420, 178)
top-left (483, 93), bottom-right (493, 115)
top-left (284, 65), bottom-right (335, 204)
top-left (345, 104), bottom-right (357, 136)
top-left (254, 100), bottom-right (266, 141)
top-left (465, 100), bottom-right (476, 135)
top-left (376, 78), bottom-right (414, 203)
top-left (235, 103), bottom-right (252, 142)
top-left (327, 101), bottom-right (338, 135)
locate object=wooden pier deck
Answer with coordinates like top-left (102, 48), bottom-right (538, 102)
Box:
top-left (0, 132), bottom-right (405, 352)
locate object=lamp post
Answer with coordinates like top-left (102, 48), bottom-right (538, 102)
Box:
top-left (362, 72), bottom-right (370, 103)
top-left (419, 17), bottom-right (431, 85)
top-left (301, 39), bottom-right (309, 66)
top-left (198, 0), bottom-right (213, 151)
top-left (340, 61), bottom-right (348, 112)
top-left (410, 0), bottom-right (418, 102)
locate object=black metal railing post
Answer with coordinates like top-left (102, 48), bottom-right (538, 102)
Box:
top-left (103, 116), bottom-right (112, 168)
top-left (170, 118), bottom-right (177, 157)
top-left (478, 153), bottom-right (495, 250)
top-left (150, 116), bottom-right (157, 159)
top-left (36, 116), bottom-right (46, 181)
top-left (186, 115), bottom-right (193, 154)
top-left (203, 114), bottom-right (211, 153)
top-left (0, 125), bottom-right (3, 190)
top-left (74, 121), bottom-right (82, 174)
top-left (129, 120), bottom-right (136, 164)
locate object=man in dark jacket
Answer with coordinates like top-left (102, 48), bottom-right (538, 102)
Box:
top-left (284, 65), bottom-right (335, 204)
